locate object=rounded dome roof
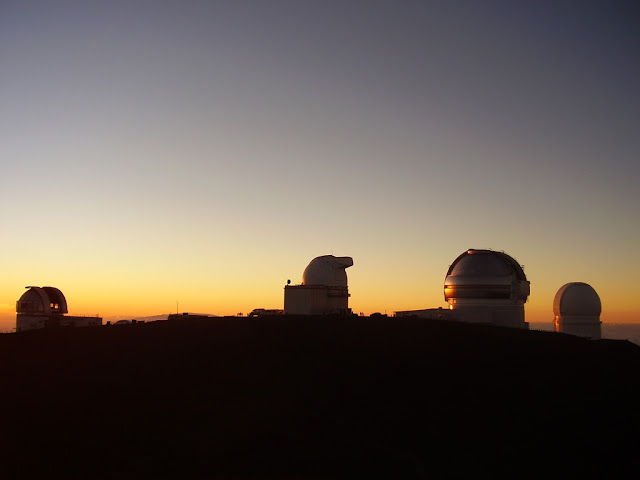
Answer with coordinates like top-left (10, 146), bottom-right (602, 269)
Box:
top-left (302, 255), bottom-right (353, 287)
top-left (553, 282), bottom-right (601, 317)
top-left (447, 249), bottom-right (527, 280)
top-left (17, 286), bottom-right (68, 315)
top-left (444, 249), bottom-right (529, 301)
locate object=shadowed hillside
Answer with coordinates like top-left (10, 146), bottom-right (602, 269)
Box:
top-left (1, 316), bottom-right (639, 478)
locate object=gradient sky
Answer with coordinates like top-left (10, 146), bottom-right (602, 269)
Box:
top-left (1, 0), bottom-right (638, 330)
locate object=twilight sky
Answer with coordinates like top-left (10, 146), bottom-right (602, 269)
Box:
top-left (1, 0), bottom-right (638, 330)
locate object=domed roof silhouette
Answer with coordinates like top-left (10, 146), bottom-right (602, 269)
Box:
top-left (444, 249), bottom-right (529, 301)
top-left (17, 286), bottom-right (68, 315)
top-left (553, 282), bottom-right (601, 318)
top-left (302, 255), bottom-right (353, 287)
top-left (448, 249), bottom-right (526, 279)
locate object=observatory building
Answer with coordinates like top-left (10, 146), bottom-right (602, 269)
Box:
top-left (553, 282), bottom-right (601, 340)
top-left (444, 249), bottom-right (530, 329)
top-left (396, 249), bottom-right (530, 329)
top-left (16, 286), bottom-right (102, 332)
top-left (284, 255), bottom-right (353, 315)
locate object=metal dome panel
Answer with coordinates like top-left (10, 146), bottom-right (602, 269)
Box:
top-left (444, 249), bottom-right (529, 302)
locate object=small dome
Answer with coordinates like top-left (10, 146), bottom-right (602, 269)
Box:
top-left (553, 282), bottom-right (601, 318)
top-left (17, 286), bottom-right (68, 315)
top-left (302, 255), bottom-right (353, 287)
top-left (444, 249), bottom-right (529, 301)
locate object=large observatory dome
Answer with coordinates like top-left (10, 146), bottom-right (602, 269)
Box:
top-left (302, 255), bottom-right (353, 287)
top-left (553, 283), bottom-right (601, 318)
top-left (444, 249), bottom-right (530, 301)
top-left (16, 286), bottom-right (68, 315)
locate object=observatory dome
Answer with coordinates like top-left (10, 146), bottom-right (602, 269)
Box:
top-left (302, 255), bottom-right (353, 287)
top-left (444, 249), bottom-right (529, 301)
top-left (553, 283), bottom-right (601, 318)
top-left (17, 286), bottom-right (68, 315)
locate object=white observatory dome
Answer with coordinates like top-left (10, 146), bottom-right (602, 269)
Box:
top-left (16, 286), bottom-right (68, 315)
top-left (553, 282), bottom-right (601, 339)
top-left (302, 255), bottom-right (353, 287)
top-left (553, 283), bottom-right (601, 319)
top-left (444, 249), bottom-right (530, 302)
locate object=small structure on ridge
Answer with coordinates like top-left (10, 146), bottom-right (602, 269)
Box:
top-left (553, 282), bottom-right (601, 340)
top-left (284, 255), bottom-right (354, 315)
top-left (16, 286), bottom-right (102, 332)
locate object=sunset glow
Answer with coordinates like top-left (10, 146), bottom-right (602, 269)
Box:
top-left (1, 1), bottom-right (638, 331)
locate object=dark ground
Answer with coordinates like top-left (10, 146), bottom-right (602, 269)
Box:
top-left (1, 315), bottom-right (639, 479)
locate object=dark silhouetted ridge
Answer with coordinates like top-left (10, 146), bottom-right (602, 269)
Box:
top-left (1, 316), bottom-right (639, 478)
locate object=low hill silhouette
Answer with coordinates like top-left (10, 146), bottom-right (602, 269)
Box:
top-left (1, 316), bottom-right (639, 478)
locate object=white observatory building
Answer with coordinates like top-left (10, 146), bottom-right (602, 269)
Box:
top-left (395, 249), bottom-right (530, 329)
top-left (443, 249), bottom-right (530, 329)
top-left (553, 282), bottom-right (601, 340)
top-left (16, 286), bottom-right (102, 332)
top-left (284, 255), bottom-right (353, 315)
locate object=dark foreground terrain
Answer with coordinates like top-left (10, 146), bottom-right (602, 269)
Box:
top-left (2, 316), bottom-right (639, 478)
